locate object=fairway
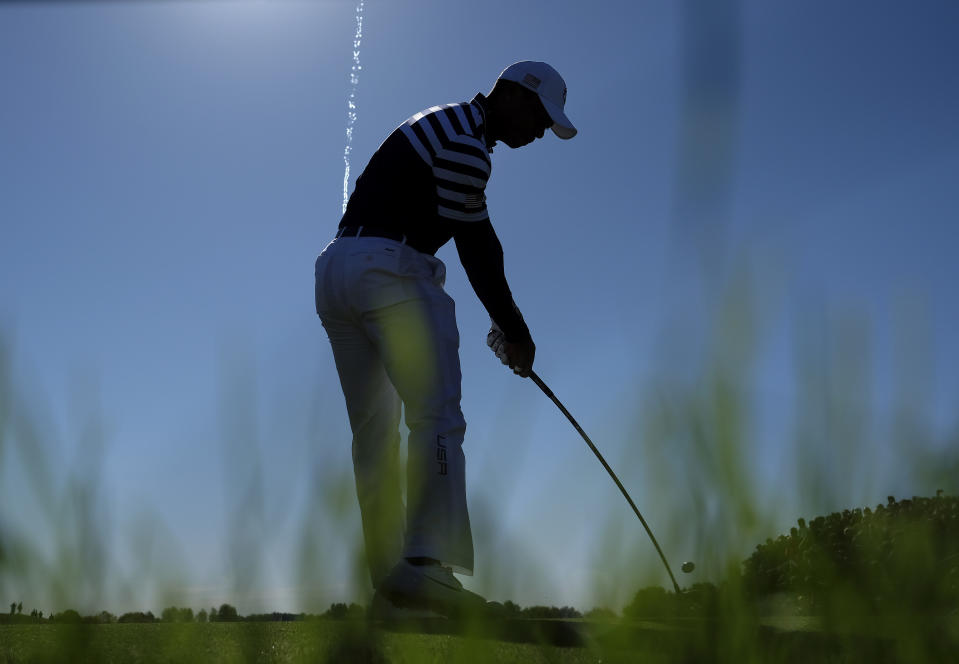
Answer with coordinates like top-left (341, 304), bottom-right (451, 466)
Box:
top-left (4, 616), bottom-right (958, 664)
top-left (0, 622), bottom-right (601, 664)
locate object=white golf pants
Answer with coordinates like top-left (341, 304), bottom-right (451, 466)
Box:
top-left (314, 236), bottom-right (473, 587)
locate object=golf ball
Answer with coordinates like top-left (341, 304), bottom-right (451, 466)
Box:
top-left (681, 561), bottom-right (695, 573)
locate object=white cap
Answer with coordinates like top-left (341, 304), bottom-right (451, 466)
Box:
top-left (497, 61), bottom-right (577, 139)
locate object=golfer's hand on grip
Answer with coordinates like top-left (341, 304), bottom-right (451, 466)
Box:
top-left (505, 339), bottom-right (535, 378)
top-left (487, 321), bottom-right (535, 377)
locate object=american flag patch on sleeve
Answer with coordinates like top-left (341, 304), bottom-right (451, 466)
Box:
top-left (464, 193), bottom-right (485, 209)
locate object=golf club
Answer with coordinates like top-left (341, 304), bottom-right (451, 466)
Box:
top-left (529, 370), bottom-right (683, 594)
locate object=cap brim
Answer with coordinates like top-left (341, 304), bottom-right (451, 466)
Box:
top-left (541, 97), bottom-right (576, 139)
top-left (551, 122), bottom-right (577, 140)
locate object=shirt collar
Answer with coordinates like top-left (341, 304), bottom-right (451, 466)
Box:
top-left (470, 93), bottom-right (493, 154)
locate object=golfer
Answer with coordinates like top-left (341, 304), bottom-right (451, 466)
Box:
top-left (314, 61), bottom-right (576, 618)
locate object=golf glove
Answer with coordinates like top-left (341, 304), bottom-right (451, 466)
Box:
top-left (486, 321), bottom-right (509, 366)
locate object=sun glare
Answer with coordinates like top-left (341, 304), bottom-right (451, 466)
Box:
top-left (176, 0), bottom-right (316, 42)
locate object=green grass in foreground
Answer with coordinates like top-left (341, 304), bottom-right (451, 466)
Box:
top-left (3, 273), bottom-right (957, 664)
top-left (0, 622), bottom-right (600, 664)
top-left (3, 616), bottom-right (958, 664)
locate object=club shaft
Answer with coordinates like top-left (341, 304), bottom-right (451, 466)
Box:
top-left (529, 370), bottom-right (682, 594)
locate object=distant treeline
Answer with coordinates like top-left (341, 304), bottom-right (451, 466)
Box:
top-left (0, 602), bottom-right (594, 625)
top-left (0, 604), bottom-right (342, 625)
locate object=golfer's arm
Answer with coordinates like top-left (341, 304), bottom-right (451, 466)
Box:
top-left (453, 219), bottom-right (532, 344)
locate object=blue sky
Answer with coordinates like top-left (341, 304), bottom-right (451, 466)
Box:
top-left (1, 0), bottom-right (958, 614)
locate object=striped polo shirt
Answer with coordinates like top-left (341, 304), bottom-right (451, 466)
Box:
top-left (339, 94), bottom-right (492, 255)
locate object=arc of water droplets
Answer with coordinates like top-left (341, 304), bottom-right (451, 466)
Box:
top-left (342, 1), bottom-right (364, 214)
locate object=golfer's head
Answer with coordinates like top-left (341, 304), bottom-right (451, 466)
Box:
top-left (488, 80), bottom-right (553, 148)
top-left (494, 61), bottom-right (576, 143)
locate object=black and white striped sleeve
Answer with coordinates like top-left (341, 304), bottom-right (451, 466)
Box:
top-left (400, 103), bottom-right (491, 223)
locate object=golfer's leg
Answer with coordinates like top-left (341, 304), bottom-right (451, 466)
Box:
top-left (322, 316), bottom-right (404, 589)
top-left (364, 293), bottom-right (473, 575)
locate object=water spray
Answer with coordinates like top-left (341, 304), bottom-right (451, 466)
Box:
top-left (342, 0), bottom-right (364, 214)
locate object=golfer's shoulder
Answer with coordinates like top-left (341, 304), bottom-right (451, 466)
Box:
top-left (407, 101), bottom-right (485, 143)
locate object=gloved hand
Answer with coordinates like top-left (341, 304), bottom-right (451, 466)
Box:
top-left (486, 320), bottom-right (509, 366)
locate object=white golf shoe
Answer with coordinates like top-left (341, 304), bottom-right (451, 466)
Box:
top-left (376, 559), bottom-right (495, 619)
top-left (368, 588), bottom-right (444, 621)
